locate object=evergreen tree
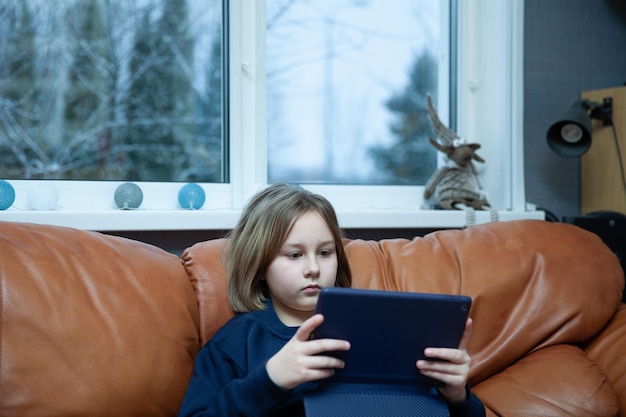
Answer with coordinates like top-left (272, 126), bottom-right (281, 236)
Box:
top-left (125, 0), bottom-right (194, 181)
top-left (368, 51), bottom-right (438, 185)
top-left (1, 0), bottom-right (218, 182)
top-left (182, 27), bottom-right (224, 183)
top-left (61, 0), bottom-right (111, 179)
top-left (0, 3), bottom-right (39, 177)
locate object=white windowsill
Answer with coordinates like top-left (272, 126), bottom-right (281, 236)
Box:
top-left (0, 209), bottom-right (545, 231)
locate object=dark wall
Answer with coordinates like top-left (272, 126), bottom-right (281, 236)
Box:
top-left (107, 229), bottom-right (229, 256)
top-left (524, 0), bottom-right (626, 220)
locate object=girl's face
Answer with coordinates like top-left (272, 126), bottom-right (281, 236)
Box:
top-left (265, 211), bottom-right (338, 326)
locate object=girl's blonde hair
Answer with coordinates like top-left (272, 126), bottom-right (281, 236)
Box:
top-left (225, 183), bottom-right (352, 312)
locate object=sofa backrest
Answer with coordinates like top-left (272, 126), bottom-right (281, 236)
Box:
top-left (2, 219), bottom-right (623, 416)
top-left (182, 220), bottom-right (624, 385)
top-left (0, 221), bottom-right (200, 417)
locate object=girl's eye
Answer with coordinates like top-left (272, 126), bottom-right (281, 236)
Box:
top-left (287, 252), bottom-right (302, 259)
top-left (319, 249), bottom-right (334, 257)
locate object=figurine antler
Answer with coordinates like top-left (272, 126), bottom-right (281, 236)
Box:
top-left (426, 94), bottom-right (460, 147)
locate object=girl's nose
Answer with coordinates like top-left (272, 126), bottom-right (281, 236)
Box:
top-left (304, 256), bottom-right (320, 277)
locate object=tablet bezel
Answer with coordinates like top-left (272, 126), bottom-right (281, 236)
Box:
top-left (311, 287), bottom-right (472, 387)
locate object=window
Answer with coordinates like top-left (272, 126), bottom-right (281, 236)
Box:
top-left (0, 0), bottom-right (225, 183)
top-left (266, 0), bottom-right (447, 185)
top-left (1, 0), bottom-right (535, 230)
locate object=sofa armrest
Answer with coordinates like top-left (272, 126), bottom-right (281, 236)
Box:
top-left (473, 344), bottom-right (619, 417)
top-left (583, 304), bottom-right (626, 414)
top-left (181, 238), bottom-right (233, 346)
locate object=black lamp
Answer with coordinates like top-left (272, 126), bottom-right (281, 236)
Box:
top-left (546, 98), bottom-right (613, 158)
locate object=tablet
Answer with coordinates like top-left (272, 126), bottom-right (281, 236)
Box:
top-left (311, 287), bottom-right (472, 387)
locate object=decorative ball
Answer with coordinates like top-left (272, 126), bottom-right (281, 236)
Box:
top-left (0, 180), bottom-right (16, 210)
top-left (28, 183), bottom-right (59, 210)
top-left (114, 182), bottom-right (143, 210)
top-left (178, 183), bottom-right (206, 210)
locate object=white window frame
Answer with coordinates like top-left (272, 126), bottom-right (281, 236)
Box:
top-left (1, 0), bottom-right (541, 231)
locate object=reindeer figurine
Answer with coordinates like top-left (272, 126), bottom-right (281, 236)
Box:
top-left (423, 95), bottom-right (491, 210)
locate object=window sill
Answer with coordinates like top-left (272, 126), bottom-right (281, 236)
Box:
top-left (0, 209), bottom-right (545, 231)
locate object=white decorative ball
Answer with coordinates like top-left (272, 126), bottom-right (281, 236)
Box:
top-left (28, 184), bottom-right (59, 210)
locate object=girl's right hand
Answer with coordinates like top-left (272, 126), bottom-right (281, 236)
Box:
top-left (266, 314), bottom-right (350, 390)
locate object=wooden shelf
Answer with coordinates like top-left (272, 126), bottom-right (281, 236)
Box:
top-left (581, 86), bottom-right (626, 215)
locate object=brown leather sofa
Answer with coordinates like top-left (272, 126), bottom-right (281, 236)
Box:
top-left (1, 219), bottom-right (624, 416)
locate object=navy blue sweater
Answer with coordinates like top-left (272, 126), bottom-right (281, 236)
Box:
top-left (178, 303), bottom-right (485, 417)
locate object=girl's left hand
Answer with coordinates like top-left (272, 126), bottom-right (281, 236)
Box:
top-left (415, 318), bottom-right (473, 403)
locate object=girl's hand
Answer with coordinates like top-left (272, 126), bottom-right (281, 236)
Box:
top-left (266, 314), bottom-right (350, 390)
top-left (416, 318), bottom-right (473, 403)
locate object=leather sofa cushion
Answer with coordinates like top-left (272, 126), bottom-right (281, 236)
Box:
top-left (344, 220), bottom-right (624, 383)
top-left (473, 344), bottom-right (619, 417)
top-left (584, 304), bottom-right (626, 414)
top-left (0, 222), bottom-right (200, 416)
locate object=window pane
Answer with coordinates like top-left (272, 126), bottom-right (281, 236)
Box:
top-left (266, 0), bottom-right (447, 185)
top-left (0, 0), bottom-right (225, 182)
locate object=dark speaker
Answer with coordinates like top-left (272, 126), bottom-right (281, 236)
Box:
top-left (563, 213), bottom-right (626, 302)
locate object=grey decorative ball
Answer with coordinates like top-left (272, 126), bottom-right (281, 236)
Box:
top-left (114, 182), bottom-right (143, 210)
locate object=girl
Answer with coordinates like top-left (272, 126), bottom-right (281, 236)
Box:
top-left (178, 183), bottom-right (485, 417)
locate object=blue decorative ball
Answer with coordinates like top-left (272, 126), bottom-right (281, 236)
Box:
top-left (0, 180), bottom-right (16, 210)
top-left (178, 183), bottom-right (206, 210)
top-left (114, 182), bottom-right (143, 210)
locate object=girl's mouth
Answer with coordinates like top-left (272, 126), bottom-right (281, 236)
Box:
top-left (302, 285), bottom-right (321, 294)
